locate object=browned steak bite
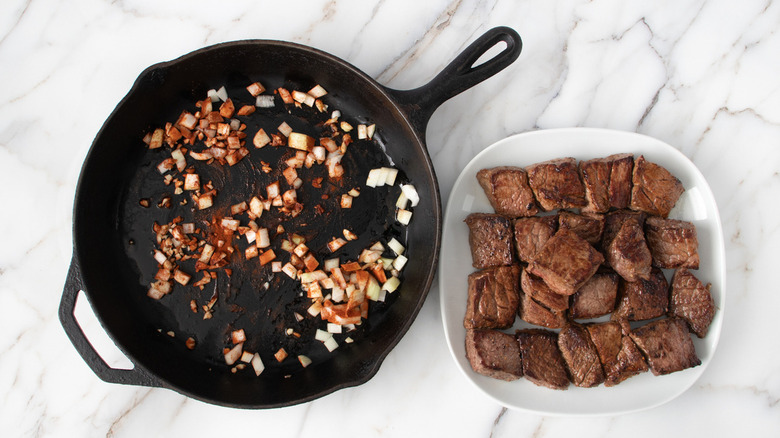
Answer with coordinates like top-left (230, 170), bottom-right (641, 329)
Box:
top-left (516, 329), bottom-right (570, 390)
top-left (465, 329), bottom-right (523, 381)
top-left (645, 216), bottom-right (700, 269)
top-left (521, 267), bottom-right (569, 312)
top-left (569, 270), bottom-right (619, 319)
top-left (629, 155), bottom-right (685, 217)
top-left (586, 321), bottom-right (648, 386)
top-left (601, 209), bottom-right (647, 253)
top-left (526, 157), bottom-right (587, 211)
top-left (629, 317), bottom-right (701, 376)
top-left (558, 210), bottom-right (605, 245)
top-left (558, 323), bottom-right (605, 388)
top-left (513, 215), bottom-right (558, 263)
top-left (465, 213), bottom-right (514, 269)
top-left (477, 166), bottom-right (539, 217)
top-left (464, 265), bottom-right (521, 329)
top-left (579, 153), bottom-right (634, 213)
top-left (528, 229), bottom-right (604, 296)
top-left (518, 291), bottom-right (568, 329)
top-left (605, 217), bottom-right (652, 282)
top-left (670, 269), bottom-right (716, 338)
top-left (612, 267), bottom-right (669, 321)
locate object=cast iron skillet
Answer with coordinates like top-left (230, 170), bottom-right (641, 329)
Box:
top-left (60, 26), bottom-right (521, 408)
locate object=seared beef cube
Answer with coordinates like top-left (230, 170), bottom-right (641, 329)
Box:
top-left (629, 317), bottom-right (701, 375)
top-left (477, 166), bottom-right (539, 217)
top-left (526, 158), bottom-right (587, 211)
top-left (586, 321), bottom-right (648, 386)
top-left (465, 329), bottom-right (523, 381)
top-left (569, 270), bottom-right (619, 319)
top-left (519, 292), bottom-right (567, 329)
top-left (558, 323), bottom-right (605, 388)
top-left (605, 217), bottom-right (652, 282)
top-left (579, 153), bottom-right (634, 213)
top-left (612, 267), bottom-right (669, 321)
top-left (466, 213), bottom-right (514, 268)
top-left (670, 269), bottom-right (716, 338)
top-left (601, 209), bottom-right (647, 253)
top-left (516, 329), bottom-right (570, 390)
top-left (521, 267), bottom-right (569, 312)
top-left (513, 215), bottom-right (557, 263)
top-left (630, 155), bottom-right (685, 217)
top-left (558, 210), bottom-right (605, 245)
top-left (645, 216), bottom-right (700, 269)
top-left (528, 229), bottom-right (604, 296)
top-left (464, 265), bottom-right (521, 329)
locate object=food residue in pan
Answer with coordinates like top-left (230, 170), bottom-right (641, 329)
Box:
top-left (130, 80), bottom-right (418, 375)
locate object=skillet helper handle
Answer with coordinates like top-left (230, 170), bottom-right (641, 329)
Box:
top-left (59, 257), bottom-right (162, 388)
top-left (392, 26), bottom-right (522, 134)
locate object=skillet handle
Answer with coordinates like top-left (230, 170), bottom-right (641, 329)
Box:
top-left (59, 257), bottom-right (162, 388)
top-left (388, 26), bottom-right (522, 135)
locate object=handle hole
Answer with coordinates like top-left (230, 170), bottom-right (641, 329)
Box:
top-left (74, 290), bottom-right (134, 370)
top-left (471, 40), bottom-right (509, 69)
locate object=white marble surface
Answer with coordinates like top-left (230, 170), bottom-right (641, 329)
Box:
top-left (1, 0), bottom-right (779, 436)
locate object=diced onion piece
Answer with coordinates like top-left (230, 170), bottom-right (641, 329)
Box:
top-left (397, 209), bottom-right (412, 225)
top-left (198, 193), bottom-right (214, 210)
top-left (357, 124), bottom-right (367, 140)
top-left (320, 138), bottom-right (339, 153)
top-left (278, 122), bottom-right (293, 137)
top-left (221, 218), bottom-right (240, 231)
top-left (245, 245), bottom-right (258, 260)
top-left (216, 86), bottom-right (228, 102)
top-left (230, 201), bottom-right (247, 215)
top-left (340, 121), bottom-right (353, 132)
top-left (256, 228), bottom-right (270, 249)
top-left (380, 257), bottom-right (393, 270)
top-left (271, 261), bottom-right (282, 272)
top-left (365, 168), bottom-right (381, 187)
top-left (171, 149), bottom-right (187, 172)
top-left (328, 237), bottom-right (347, 252)
top-left (231, 329), bottom-right (247, 344)
top-left (224, 343), bottom-right (243, 365)
top-left (348, 188), bottom-right (360, 197)
top-left (327, 323), bottom-right (342, 334)
top-left (298, 355), bottom-right (312, 368)
top-left (385, 168), bottom-right (399, 186)
top-left (181, 223), bottom-right (195, 234)
top-left (367, 124), bottom-right (376, 139)
top-left (323, 336), bottom-right (339, 352)
top-left (267, 181), bottom-right (280, 199)
top-left (308, 84), bottom-right (327, 98)
top-left (401, 184), bottom-right (420, 207)
top-left (199, 244), bottom-right (215, 263)
top-left (183, 174), bottom-right (200, 191)
top-left (246, 82), bottom-right (265, 96)
top-left (240, 351), bottom-right (254, 363)
top-left (300, 270), bottom-right (327, 284)
top-left (308, 300), bottom-right (323, 317)
top-left (396, 192), bottom-right (408, 209)
top-left (382, 276), bottom-right (401, 292)
top-left (251, 353), bottom-right (265, 376)
top-left (281, 263), bottom-right (297, 279)
top-left (291, 90), bottom-right (315, 107)
top-left (258, 249), bottom-right (276, 266)
top-left (153, 250), bottom-right (168, 265)
top-left (253, 128), bottom-right (271, 148)
top-left (315, 329), bottom-right (332, 342)
top-left (173, 269), bottom-right (191, 285)
top-left (256, 95), bottom-right (275, 108)
top-left (331, 286), bottom-right (344, 302)
top-left (343, 229), bottom-right (358, 241)
top-left (189, 150), bottom-right (213, 161)
top-left (293, 243), bottom-right (309, 258)
top-left (249, 196), bottom-right (263, 218)
top-left (304, 253), bottom-right (319, 272)
top-left (207, 89), bottom-right (220, 102)
top-left (393, 254), bottom-right (408, 271)
top-left (324, 258), bottom-right (340, 272)
top-left (387, 238), bottom-right (405, 255)
top-left (365, 276), bottom-right (381, 301)
top-left (274, 348), bottom-right (288, 362)
top-left (149, 128), bottom-right (164, 149)
top-left (288, 132), bottom-right (314, 151)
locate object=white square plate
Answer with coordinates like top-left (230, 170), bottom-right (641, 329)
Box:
top-left (439, 128), bottom-right (725, 416)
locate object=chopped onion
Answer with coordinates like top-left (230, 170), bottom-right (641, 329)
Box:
top-left (323, 336), bottom-right (339, 352)
top-left (256, 228), bottom-right (270, 249)
top-left (382, 276), bottom-right (401, 292)
top-left (315, 329), bottom-right (331, 342)
top-left (324, 258), bottom-right (340, 272)
top-left (246, 82), bottom-right (265, 97)
top-left (149, 128), bottom-right (164, 149)
top-left (288, 132), bottom-right (314, 151)
top-left (258, 249), bottom-right (276, 265)
top-left (256, 95), bottom-right (275, 108)
top-left (298, 355), bottom-right (312, 368)
top-left (207, 89), bottom-right (220, 102)
top-left (327, 323), bottom-right (342, 334)
top-left (365, 168), bottom-right (381, 187)
top-left (173, 269), bottom-right (191, 285)
top-left (231, 329), bottom-right (247, 344)
top-left (240, 351), bottom-right (254, 363)
top-left (385, 168), bottom-right (398, 186)
top-left (274, 348), bottom-right (288, 362)
top-left (224, 343), bottom-right (243, 365)
top-left (308, 85), bottom-right (327, 98)
top-left (387, 238), bottom-right (405, 255)
top-left (281, 262), bottom-right (297, 279)
top-left (216, 86), bottom-right (228, 102)
top-left (307, 300), bottom-right (323, 317)
top-left (393, 254), bottom-right (408, 271)
top-left (357, 124), bottom-right (367, 140)
top-left (249, 196), bottom-right (264, 218)
top-left (278, 122), bottom-right (293, 137)
top-left (343, 229), bottom-right (357, 241)
top-left (400, 184), bottom-right (419, 207)
top-left (271, 261), bottom-right (282, 272)
top-left (171, 149), bottom-right (187, 172)
top-left (251, 353), bottom-right (265, 376)
top-left (397, 209), bottom-right (412, 225)
top-left (327, 237), bottom-right (347, 252)
top-left (367, 124), bottom-right (376, 139)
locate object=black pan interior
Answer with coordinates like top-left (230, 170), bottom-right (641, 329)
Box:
top-left (73, 41), bottom-right (440, 407)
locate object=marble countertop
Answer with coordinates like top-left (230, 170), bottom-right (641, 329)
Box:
top-left (2, 0), bottom-right (779, 436)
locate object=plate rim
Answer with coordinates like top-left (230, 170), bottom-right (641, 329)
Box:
top-left (439, 127), bottom-right (726, 416)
